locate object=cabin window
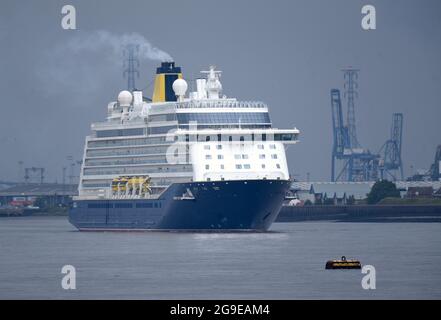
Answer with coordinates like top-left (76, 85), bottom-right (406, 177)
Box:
top-left (136, 203), bottom-right (153, 208)
top-left (276, 164), bottom-right (281, 169)
top-left (205, 155), bottom-right (212, 160)
top-left (271, 154), bottom-right (278, 159)
top-left (259, 154), bottom-right (265, 159)
top-left (218, 155), bottom-right (224, 160)
top-left (235, 164), bottom-right (242, 169)
top-left (270, 144), bottom-right (276, 149)
top-left (88, 203), bottom-right (113, 209)
top-left (204, 145), bottom-right (210, 150)
top-left (205, 164), bottom-right (210, 170)
top-left (244, 164), bottom-right (251, 169)
top-left (115, 202), bottom-right (133, 209)
top-left (257, 144), bottom-right (264, 149)
top-left (220, 164), bottom-right (225, 169)
top-left (262, 164), bottom-right (266, 169)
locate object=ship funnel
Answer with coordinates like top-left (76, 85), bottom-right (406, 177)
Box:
top-left (152, 62), bottom-right (183, 102)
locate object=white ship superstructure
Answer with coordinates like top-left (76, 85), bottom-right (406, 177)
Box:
top-left (78, 62), bottom-right (299, 199)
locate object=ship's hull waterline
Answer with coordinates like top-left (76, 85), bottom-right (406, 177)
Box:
top-left (69, 179), bottom-right (291, 231)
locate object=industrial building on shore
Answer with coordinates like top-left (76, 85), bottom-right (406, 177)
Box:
top-left (0, 183), bottom-right (77, 208)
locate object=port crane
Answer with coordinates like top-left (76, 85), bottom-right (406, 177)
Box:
top-left (330, 69), bottom-right (406, 182)
top-left (379, 113), bottom-right (404, 180)
top-left (330, 87), bottom-right (379, 182)
top-left (430, 145), bottom-right (441, 181)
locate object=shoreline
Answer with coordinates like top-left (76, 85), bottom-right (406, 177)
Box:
top-left (278, 204), bottom-right (441, 222)
top-left (3, 205), bottom-right (441, 223)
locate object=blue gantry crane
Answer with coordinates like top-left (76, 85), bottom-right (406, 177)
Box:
top-left (379, 113), bottom-right (404, 180)
top-left (330, 69), bottom-right (380, 182)
top-left (330, 89), bottom-right (348, 181)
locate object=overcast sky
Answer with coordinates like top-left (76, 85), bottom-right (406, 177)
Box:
top-left (0, 0), bottom-right (440, 183)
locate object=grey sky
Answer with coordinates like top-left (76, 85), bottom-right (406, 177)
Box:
top-left (0, 0), bottom-right (440, 182)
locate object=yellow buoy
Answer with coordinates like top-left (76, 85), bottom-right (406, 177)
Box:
top-left (325, 256), bottom-right (361, 269)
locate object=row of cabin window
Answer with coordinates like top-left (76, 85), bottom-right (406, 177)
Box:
top-left (88, 136), bottom-right (168, 148)
top-left (182, 133), bottom-right (296, 143)
top-left (205, 154), bottom-right (278, 160)
top-left (203, 144), bottom-right (276, 150)
top-left (176, 112), bottom-right (270, 124)
top-left (204, 163), bottom-right (281, 170)
top-left (87, 202), bottom-right (162, 209)
top-left (193, 133), bottom-right (275, 142)
top-left (83, 165), bottom-right (192, 176)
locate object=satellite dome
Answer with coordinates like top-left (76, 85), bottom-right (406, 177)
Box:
top-left (117, 90), bottom-right (133, 106)
top-left (172, 78), bottom-right (188, 97)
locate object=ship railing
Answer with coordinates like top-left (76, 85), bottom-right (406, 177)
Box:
top-left (75, 194), bottom-right (161, 200)
top-left (174, 100), bottom-right (267, 109)
top-left (110, 194), bottom-right (160, 200)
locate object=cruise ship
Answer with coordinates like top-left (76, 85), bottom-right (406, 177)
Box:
top-left (69, 62), bottom-right (299, 231)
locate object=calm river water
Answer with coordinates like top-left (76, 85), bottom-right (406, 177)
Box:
top-left (0, 217), bottom-right (440, 299)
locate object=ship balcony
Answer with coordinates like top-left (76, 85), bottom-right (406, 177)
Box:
top-left (91, 120), bottom-right (147, 130)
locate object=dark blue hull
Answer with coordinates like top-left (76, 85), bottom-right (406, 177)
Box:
top-left (69, 179), bottom-right (290, 231)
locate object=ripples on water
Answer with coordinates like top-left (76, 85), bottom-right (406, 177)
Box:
top-left (0, 217), bottom-right (440, 299)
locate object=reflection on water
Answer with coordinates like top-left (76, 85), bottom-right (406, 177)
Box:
top-left (191, 232), bottom-right (290, 240)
